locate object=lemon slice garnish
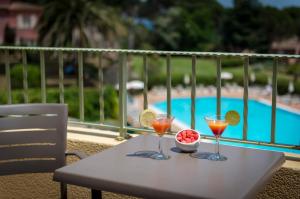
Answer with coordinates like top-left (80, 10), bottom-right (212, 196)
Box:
top-left (139, 109), bottom-right (156, 128)
top-left (225, 110), bottom-right (240, 126)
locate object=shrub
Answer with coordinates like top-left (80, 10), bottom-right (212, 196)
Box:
top-left (148, 55), bottom-right (163, 75)
top-left (230, 71), bottom-right (244, 86)
top-left (0, 86), bottom-right (119, 121)
top-left (196, 75), bottom-right (216, 85)
top-left (172, 73), bottom-right (185, 87)
top-left (254, 72), bottom-right (268, 85)
top-left (295, 80), bottom-right (300, 94)
top-left (221, 57), bottom-right (243, 68)
top-left (287, 63), bottom-right (300, 77)
top-left (103, 85), bottom-right (119, 119)
top-left (11, 64), bottom-right (41, 88)
top-left (148, 75), bottom-right (165, 88)
top-left (277, 76), bottom-right (290, 95)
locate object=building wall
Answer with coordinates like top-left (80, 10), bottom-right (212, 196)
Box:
top-left (0, 1), bottom-right (42, 45)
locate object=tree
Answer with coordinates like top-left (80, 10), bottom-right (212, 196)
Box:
top-left (222, 0), bottom-right (299, 52)
top-left (222, 0), bottom-right (266, 52)
top-left (284, 7), bottom-right (300, 37)
top-left (152, 0), bottom-right (224, 51)
top-left (38, 0), bottom-right (126, 47)
top-left (151, 7), bottom-right (182, 50)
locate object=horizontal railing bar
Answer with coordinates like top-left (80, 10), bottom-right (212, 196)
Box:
top-left (200, 135), bottom-right (298, 149)
top-left (68, 121), bottom-right (120, 132)
top-left (1, 46), bottom-right (299, 58)
top-left (125, 126), bottom-right (154, 133)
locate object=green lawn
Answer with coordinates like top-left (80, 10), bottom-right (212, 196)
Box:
top-left (130, 55), bottom-right (218, 78)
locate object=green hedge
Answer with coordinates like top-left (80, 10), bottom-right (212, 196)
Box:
top-left (295, 81), bottom-right (300, 94)
top-left (0, 86), bottom-right (118, 122)
top-left (277, 76), bottom-right (290, 95)
top-left (147, 71), bottom-right (300, 95)
top-left (221, 57), bottom-right (243, 68)
top-left (148, 73), bottom-right (218, 88)
top-left (11, 64), bottom-right (41, 88)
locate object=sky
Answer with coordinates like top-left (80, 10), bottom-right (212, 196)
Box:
top-left (218, 0), bottom-right (300, 8)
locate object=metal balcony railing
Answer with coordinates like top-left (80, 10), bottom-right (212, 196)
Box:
top-left (0, 46), bottom-right (299, 149)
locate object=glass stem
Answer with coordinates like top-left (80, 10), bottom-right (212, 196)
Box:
top-left (159, 136), bottom-right (163, 155)
top-left (216, 137), bottom-right (220, 156)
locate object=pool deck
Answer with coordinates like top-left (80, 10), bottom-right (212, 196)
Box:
top-left (134, 86), bottom-right (300, 111)
top-left (68, 128), bottom-right (300, 170)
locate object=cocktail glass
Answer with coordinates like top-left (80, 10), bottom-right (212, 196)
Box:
top-left (205, 115), bottom-right (228, 161)
top-left (150, 114), bottom-right (174, 160)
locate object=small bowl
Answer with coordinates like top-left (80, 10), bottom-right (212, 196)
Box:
top-left (175, 129), bottom-right (201, 152)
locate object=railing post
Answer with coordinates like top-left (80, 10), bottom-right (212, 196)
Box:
top-left (40, 51), bottom-right (47, 103)
top-left (271, 57), bottom-right (278, 144)
top-left (142, 54), bottom-right (148, 109)
top-left (166, 55), bottom-right (171, 118)
top-left (78, 51), bottom-right (84, 121)
top-left (117, 53), bottom-right (128, 140)
top-left (22, 50), bottom-right (29, 103)
top-left (5, 50), bottom-right (12, 104)
top-left (216, 57), bottom-right (221, 116)
top-left (191, 55), bottom-right (196, 129)
top-left (98, 52), bottom-right (104, 123)
top-left (243, 56), bottom-right (249, 140)
top-left (58, 51), bottom-right (64, 104)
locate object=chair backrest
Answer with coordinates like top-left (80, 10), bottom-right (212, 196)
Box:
top-left (0, 104), bottom-right (67, 175)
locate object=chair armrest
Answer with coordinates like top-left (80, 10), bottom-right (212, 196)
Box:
top-left (65, 150), bottom-right (87, 159)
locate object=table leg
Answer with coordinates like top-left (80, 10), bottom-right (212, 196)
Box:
top-left (91, 189), bottom-right (102, 199)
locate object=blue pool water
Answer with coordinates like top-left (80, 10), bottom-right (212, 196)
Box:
top-left (153, 97), bottom-right (300, 154)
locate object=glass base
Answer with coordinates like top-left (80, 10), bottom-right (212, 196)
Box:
top-left (208, 153), bottom-right (227, 161)
top-left (150, 153), bottom-right (170, 160)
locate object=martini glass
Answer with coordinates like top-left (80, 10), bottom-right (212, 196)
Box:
top-left (150, 114), bottom-right (174, 160)
top-left (205, 115), bottom-right (228, 161)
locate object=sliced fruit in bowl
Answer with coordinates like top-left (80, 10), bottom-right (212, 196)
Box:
top-left (175, 129), bottom-right (200, 152)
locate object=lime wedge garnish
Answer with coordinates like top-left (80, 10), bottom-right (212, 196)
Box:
top-left (225, 110), bottom-right (240, 126)
top-left (139, 109), bottom-right (156, 128)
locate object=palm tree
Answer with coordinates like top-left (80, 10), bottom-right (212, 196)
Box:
top-left (38, 0), bottom-right (126, 47)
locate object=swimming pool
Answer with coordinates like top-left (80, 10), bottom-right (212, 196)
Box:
top-left (153, 97), bottom-right (300, 154)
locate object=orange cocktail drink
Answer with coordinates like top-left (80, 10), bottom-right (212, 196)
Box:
top-left (151, 114), bottom-right (174, 160)
top-left (151, 118), bottom-right (172, 136)
top-left (207, 121), bottom-right (228, 138)
top-left (205, 115), bottom-right (228, 161)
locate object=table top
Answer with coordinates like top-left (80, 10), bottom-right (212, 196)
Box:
top-left (54, 135), bottom-right (285, 199)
